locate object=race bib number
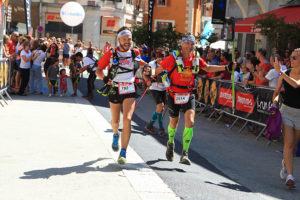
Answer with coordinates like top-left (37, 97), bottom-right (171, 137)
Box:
top-left (174, 93), bottom-right (190, 104)
top-left (118, 83), bottom-right (135, 95)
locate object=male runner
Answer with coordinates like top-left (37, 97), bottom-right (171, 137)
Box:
top-left (144, 50), bottom-right (167, 136)
top-left (154, 33), bottom-right (234, 165)
top-left (96, 27), bottom-right (146, 165)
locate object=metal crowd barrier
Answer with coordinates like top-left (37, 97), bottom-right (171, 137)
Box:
top-left (0, 58), bottom-right (12, 107)
top-left (195, 77), bottom-right (275, 143)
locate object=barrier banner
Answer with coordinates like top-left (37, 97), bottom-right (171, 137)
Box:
top-left (0, 59), bottom-right (10, 90)
top-left (197, 77), bottom-right (274, 124)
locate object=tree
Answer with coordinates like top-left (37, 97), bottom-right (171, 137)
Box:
top-left (132, 24), bottom-right (183, 50)
top-left (255, 13), bottom-right (300, 54)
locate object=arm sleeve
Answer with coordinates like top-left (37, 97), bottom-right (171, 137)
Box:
top-left (97, 50), bottom-right (113, 69)
top-left (160, 56), bottom-right (175, 72)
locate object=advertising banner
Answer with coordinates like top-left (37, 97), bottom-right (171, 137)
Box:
top-left (196, 77), bottom-right (274, 124)
top-left (24, 0), bottom-right (32, 35)
top-left (148, 0), bottom-right (155, 45)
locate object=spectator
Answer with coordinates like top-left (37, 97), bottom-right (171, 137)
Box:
top-left (283, 49), bottom-right (291, 68)
top-left (142, 48), bottom-right (151, 63)
top-left (7, 32), bottom-right (19, 56)
top-left (250, 51), bottom-right (255, 58)
top-left (254, 60), bottom-right (269, 86)
top-left (256, 48), bottom-right (271, 73)
top-left (241, 63), bottom-right (250, 83)
top-left (3, 35), bottom-right (11, 58)
top-left (59, 69), bottom-right (68, 97)
top-left (62, 38), bottom-right (70, 67)
top-left (103, 41), bottom-right (111, 54)
top-left (30, 44), bottom-right (46, 94)
top-left (69, 54), bottom-right (82, 97)
top-left (44, 43), bottom-right (59, 76)
top-left (15, 36), bottom-right (27, 92)
top-left (18, 41), bottom-right (33, 96)
top-left (245, 57), bottom-right (259, 85)
top-left (46, 58), bottom-right (59, 97)
top-left (219, 52), bottom-right (231, 80)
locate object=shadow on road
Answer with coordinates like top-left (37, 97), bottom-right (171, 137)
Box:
top-left (205, 181), bottom-right (252, 192)
top-left (20, 158), bottom-right (121, 179)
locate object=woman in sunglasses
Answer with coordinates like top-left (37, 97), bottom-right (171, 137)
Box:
top-left (273, 49), bottom-right (300, 189)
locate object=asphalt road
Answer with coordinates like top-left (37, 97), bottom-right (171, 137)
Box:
top-left (78, 75), bottom-right (300, 200)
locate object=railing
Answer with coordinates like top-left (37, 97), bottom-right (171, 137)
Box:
top-left (195, 77), bottom-right (275, 143)
top-left (0, 58), bottom-right (12, 107)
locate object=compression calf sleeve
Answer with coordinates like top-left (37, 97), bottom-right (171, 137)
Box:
top-left (168, 125), bottom-right (177, 143)
top-left (183, 127), bottom-right (194, 152)
top-left (150, 112), bottom-right (158, 126)
top-left (157, 113), bottom-right (164, 129)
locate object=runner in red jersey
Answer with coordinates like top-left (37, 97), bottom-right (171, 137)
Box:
top-left (96, 27), bottom-right (146, 165)
top-left (146, 33), bottom-right (235, 165)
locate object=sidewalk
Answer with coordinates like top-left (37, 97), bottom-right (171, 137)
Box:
top-left (0, 81), bottom-right (179, 200)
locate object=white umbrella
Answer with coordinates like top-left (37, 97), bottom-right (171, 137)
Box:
top-left (210, 40), bottom-right (232, 50)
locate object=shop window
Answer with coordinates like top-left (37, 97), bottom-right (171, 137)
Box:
top-left (126, 0), bottom-right (134, 4)
top-left (155, 20), bottom-right (174, 30)
top-left (157, 0), bottom-right (167, 6)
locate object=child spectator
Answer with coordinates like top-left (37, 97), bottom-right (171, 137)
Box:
top-left (69, 55), bottom-right (81, 97)
top-left (59, 69), bottom-right (68, 97)
top-left (46, 58), bottom-right (59, 97)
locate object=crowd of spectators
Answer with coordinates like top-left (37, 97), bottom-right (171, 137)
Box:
top-left (2, 31), bottom-right (101, 97)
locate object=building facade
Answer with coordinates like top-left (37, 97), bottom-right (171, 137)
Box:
top-left (149, 0), bottom-right (202, 35)
top-left (227, 0), bottom-right (289, 54)
top-left (7, 0), bottom-right (146, 49)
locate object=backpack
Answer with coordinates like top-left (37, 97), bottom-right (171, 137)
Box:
top-left (264, 106), bottom-right (282, 140)
top-left (86, 57), bottom-right (98, 73)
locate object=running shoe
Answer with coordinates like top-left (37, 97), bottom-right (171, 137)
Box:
top-left (286, 174), bottom-right (296, 189)
top-left (166, 141), bottom-right (174, 161)
top-left (118, 149), bottom-right (127, 165)
top-left (179, 151), bottom-right (191, 165)
top-left (280, 159), bottom-right (288, 180)
top-left (145, 123), bottom-right (156, 135)
top-left (112, 133), bottom-right (120, 152)
top-left (158, 128), bottom-right (166, 137)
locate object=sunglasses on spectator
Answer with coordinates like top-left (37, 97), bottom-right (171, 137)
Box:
top-left (290, 56), bottom-right (298, 60)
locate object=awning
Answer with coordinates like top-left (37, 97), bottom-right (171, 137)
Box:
top-left (236, 6), bottom-right (300, 33)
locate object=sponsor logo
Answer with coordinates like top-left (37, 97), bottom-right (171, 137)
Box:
top-left (218, 88), bottom-right (232, 107)
top-left (236, 92), bottom-right (254, 113)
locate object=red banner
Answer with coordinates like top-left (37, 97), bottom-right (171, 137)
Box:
top-left (218, 88), bottom-right (232, 107)
top-left (236, 92), bottom-right (255, 113)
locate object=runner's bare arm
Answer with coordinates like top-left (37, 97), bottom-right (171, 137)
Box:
top-left (272, 76), bottom-right (283, 105)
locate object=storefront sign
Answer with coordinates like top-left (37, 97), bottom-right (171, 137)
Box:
top-left (46, 12), bottom-right (62, 22)
top-left (101, 17), bottom-right (120, 35)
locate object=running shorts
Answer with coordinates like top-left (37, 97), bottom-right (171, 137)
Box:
top-left (71, 77), bottom-right (80, 84)
top-left (151, 90), bottom-right (166, 105)
top-left (108, 86), bottom-right (137, 104)
top-left (280, 104), bottom-right (300, 130)
top-left (49, 80), bottom-right (58, 87)
top-left (167, 93), bottom-right (195, 118)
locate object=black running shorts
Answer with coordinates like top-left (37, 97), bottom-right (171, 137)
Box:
top-left (151, 90), bottom-right (166, 105)
top-left (108, 86), bottom-right (137, 104)
top-left (167, 93), bottom-right (195, 118)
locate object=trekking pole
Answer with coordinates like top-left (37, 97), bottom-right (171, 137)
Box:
top-left (134, 87), bottom-right (149, 112)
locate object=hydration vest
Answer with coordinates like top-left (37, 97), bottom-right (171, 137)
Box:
top-left (110, 48), bottom-right (140, 75)
top-left (163, 50), bottom-right (199, 90)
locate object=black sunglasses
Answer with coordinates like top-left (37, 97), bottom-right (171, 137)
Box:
top-left (290, 56), bottom-right (298, 60)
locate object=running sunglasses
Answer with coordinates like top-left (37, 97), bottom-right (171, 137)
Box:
top-left (290, 56), bottom-right (298, 60)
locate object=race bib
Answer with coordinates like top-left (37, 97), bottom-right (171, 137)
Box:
top-left (118, 83), bottom-right (135, 95)
top-left (174, 93), bottom-right (190, 104)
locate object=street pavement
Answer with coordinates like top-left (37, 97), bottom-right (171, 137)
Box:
top-left (0, 78), bottom-right (179, 200)
top-left (77, 73), bottom-right (300, 200)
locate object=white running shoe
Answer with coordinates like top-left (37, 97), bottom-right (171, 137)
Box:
top-left (280, 159), bottom-right (288, 180)
top-left (286, 174), bottom-right (296, 189)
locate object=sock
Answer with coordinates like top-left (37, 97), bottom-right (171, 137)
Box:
top-left (183, 127), bottom-right (194, 152)
top-left (120, 148), bottom-right (127, 158)
top-left (168, 125), bottom-right (177, 143)
top-left (149, 112), bottom-right (158, 126)
top-left (157, 113), bottom-right (164, 129)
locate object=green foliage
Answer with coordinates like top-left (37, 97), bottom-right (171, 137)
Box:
top-left (195, 32), bottom-right (218, 44)
top-left (132, 24), bottom-right (183, 50)
top-left (255, 13), bottom-right (300, 53)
